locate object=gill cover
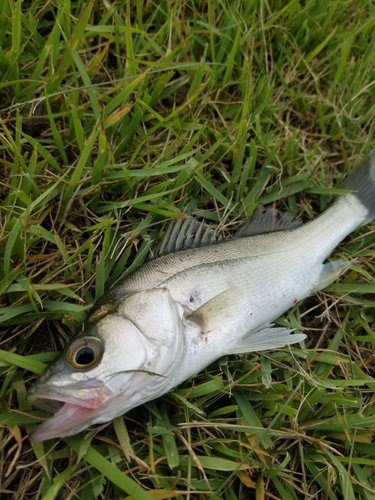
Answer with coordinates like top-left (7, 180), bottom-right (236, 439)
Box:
top-left (28, 287), bottom-right (185, 441)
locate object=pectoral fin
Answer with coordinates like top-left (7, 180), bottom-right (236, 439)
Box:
top-left (188, 288), bottom-right (239, 330)
top-left (227, 324), bottom-right (306, 354)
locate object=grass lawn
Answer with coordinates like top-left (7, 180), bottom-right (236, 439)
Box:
top-left (1, 0), bottom-right (375, 498)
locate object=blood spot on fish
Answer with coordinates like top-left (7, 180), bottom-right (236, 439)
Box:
top-left (293, 298), bottom-right (298, 304)
top-left (201, 329), bottom-right (211, 337)
top-left (161, 287), bottom-right (168, 292)
top-left (249, 312), bottom-right (253, 316)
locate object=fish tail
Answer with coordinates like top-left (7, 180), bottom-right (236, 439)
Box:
top-left (343, 148), bottom-right (375, 225)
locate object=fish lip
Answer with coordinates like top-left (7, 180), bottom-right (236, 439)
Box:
top-left (27, 379), bottom-right (112, 442)
top-left (27, 378), bottom-right (106, 410)
top-left (28, 402), bottom-right (102, 442)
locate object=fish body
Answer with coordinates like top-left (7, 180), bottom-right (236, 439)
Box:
top-left (28, 149), bottom-right (375, 442)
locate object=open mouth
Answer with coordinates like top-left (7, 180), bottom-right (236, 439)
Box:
top-left (27, 381), bottom-right (107, 442)
top-left (29, 402), bottom-right (102, 442)
top-left (29, 397), bottom-right (65, 413)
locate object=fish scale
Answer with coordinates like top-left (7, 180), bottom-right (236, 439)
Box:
top-left (27, 148), bottom-right (375, 442)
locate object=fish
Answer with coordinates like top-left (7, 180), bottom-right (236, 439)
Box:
top-left (27, 148), bottom-right (375, 442)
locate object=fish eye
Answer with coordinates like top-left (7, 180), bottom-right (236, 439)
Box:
top-left (66, 337), bottom-right (103, 370)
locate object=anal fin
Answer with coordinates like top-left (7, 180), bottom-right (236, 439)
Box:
top-left (227, 324), bottom-right (306, 354)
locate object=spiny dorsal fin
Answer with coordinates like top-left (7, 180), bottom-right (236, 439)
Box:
top-left (235, 206), bottom-right (301, 238)
top-left (151, 218), bottom-right (223, 258)
top-left (151, 207), bottom-right (300, 258)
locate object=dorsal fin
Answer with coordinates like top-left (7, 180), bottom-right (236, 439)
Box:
top-left (235, 206), bottom-right (301, 238)
top-left (150, 208), bottom-right (300, 258)
top-left (151, 218), bottom-right (223, 258)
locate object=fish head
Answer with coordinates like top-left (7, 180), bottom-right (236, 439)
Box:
top-left (28, 288), bottom-right (184, 442)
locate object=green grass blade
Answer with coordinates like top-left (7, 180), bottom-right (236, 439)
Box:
top-left (65, 437), bottom-right (153, 499)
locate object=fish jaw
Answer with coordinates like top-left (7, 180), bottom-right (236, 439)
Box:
top-left (29, 402), bottom-right (102, 442)
top-left (27, 363), bottom-right (178, 441)
top-left (27, 377), bottom-right (106, 408)
top-left (28, 377), bottom-right (114, 442)
top-left (28, 371), bottom-right (171, 441)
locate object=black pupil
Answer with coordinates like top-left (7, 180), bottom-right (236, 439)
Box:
top-left (75, 347), bottom-right (95, 366)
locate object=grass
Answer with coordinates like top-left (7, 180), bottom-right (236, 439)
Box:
top-left (1, 0), bottom-right (375, 498)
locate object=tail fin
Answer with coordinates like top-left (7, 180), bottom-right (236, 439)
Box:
top-left (343, 148), bottom-right (375, 224)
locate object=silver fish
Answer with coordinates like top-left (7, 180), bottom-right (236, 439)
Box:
top-left (28, 149), bottom-right (375, 442)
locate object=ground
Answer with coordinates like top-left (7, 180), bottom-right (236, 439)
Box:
top-left (1, 1), bottom-right (375, 499)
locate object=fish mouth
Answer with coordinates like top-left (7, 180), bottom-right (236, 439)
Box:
top-left (27, 370), bottom-right (169, 442)
top-left (29, 402), bottom-right (104, 442)
top-left (27, 381), bottom-right (110, 442)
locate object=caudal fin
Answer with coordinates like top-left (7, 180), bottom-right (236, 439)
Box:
top-left (343, 148), bottom-right (375, 225)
